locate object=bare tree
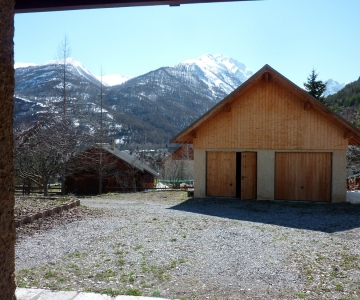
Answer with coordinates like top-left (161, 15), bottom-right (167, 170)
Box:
top-left (114, 156), bottom-right (147, 192)
top-left (13, 36), bottom-right (95, 195)
top-left (57, 35), bottom-right (71, 195)
top-left (14, 118), bottom-right (63, 196)
top-left (14, 36), bottom-right (120, 196)
top-left (98, 69), bottom-right (105, 194)
top-left (164, 146), bottom-right (194, 188)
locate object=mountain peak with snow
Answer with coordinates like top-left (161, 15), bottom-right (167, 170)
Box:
top-left (177, 54), bottom-right (253, 95)
top-left (95, 74), bottom-right (132, 86)
top-left (14, 62), bottom-right (38, 69)
top-left (324, 79), bottom-right (346, 97)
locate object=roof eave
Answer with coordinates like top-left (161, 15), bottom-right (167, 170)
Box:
top-left (14, 0), bottom-right (255, 13)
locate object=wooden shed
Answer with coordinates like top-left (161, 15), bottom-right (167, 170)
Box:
top-left (171, 65), bottom-right (360, 202)
top-left (65, 144), bottom-right (158, 195)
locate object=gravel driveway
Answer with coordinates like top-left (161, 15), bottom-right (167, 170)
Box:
top-left (16, 191), bottom-right (360, 299)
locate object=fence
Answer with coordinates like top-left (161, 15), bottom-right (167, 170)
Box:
top-left (15, 185), bottom-right (62, 196)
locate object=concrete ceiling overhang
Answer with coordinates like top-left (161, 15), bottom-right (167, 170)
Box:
top-left (15, 0), bottom-right (254, 13)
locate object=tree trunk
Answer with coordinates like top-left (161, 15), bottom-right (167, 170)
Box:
top-left (43, 182), bottom-right (49, 197)
top-left (61, 162), bottom-right (66, 195)
top-left (0, 0), bottom-right (16, 298)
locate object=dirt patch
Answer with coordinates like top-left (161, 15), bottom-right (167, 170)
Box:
top-left (15, 196), bottom-right (107, 240)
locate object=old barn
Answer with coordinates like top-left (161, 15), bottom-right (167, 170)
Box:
top-left (172, 65), bottom-right (360, 202)
top-left (65, 143), bottom-right (158, 195)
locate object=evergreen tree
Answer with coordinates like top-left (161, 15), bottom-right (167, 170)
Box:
top-left (304, 68), bottom-right (327, 103)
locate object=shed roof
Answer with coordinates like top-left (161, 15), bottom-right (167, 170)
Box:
top-left (171, 64), bottom-right (360, 146)
top-left (101, 144), bottom-right (159, 177)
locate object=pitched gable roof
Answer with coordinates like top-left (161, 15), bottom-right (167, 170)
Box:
top-left (171, 64), bottom-right (360, 146)
top-left (101, 144), bottom-right (159, 177)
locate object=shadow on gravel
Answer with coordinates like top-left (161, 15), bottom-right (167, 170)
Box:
top-left (169, 198), bottom-right (360, 233)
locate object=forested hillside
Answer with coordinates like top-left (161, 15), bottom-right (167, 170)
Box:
top-left (326, 77), bottom-right (360, 108)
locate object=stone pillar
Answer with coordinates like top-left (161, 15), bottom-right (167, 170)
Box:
top-left (0, 0), bottom-right (16, 299)
top-left (332, 150), bottom-right (347, 203)
top-left (257, 150), bottom-right (275, 200)
top-left (194, 149), bottom-right (206, 197)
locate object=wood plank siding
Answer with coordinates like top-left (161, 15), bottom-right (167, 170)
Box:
top-left (193, 80), bottom-right (347, 150)
top-left (275, 152), bottom-right (332, 201)
top-left (206, 152), bottom-right (236, 197)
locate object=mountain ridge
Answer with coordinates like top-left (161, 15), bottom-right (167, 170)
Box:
top-left (14, 54), bottom-right (353, 146)
top-left (14, 54), bottom-right (253, 146)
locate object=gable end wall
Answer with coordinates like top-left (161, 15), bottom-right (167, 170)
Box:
top-left (193, 80), bottom-right (348, 150)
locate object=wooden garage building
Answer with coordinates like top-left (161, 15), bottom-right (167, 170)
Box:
top-left (171, 65), bottom-right (360, 202)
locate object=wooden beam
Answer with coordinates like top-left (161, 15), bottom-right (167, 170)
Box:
top-left (344, 132), bottom-right (354, 139)
top-left (14, 0), bottom-right (256, 13)
top-left (223, 103), bottom-right (231, 112)
top-left (189, 130), bottom-right (196, 139)
top-left (304, 101), bottom-right (311, 110)
top-left (264, 72), bottom-right (270, 82)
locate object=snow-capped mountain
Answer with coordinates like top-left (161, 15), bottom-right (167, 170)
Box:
top-left (16, 57), bottom-right (101, 87)
top-left (14, 62), bottom-right (37, 68)
top-left (14, 55), bottom-right (252, 145)
top-left (324, 79), bottom-right (346, 97)
top-left (15, 57), bottom-right (101, 103)
top-left (177, 54), bottom-right (253, 95)
top-left (96, 74), bottom-right (132, 86)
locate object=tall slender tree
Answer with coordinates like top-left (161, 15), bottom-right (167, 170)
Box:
top-left (57, 35), bottom-right (71, 195)
top-left (99, 69), bottom-right (104, 194)
top-left (304, 68), bottom-right (327, 103)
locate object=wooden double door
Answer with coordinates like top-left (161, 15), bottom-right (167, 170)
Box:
top-left (275, 152), bottom-right (331, 202)
top-left (206, 151), bottom-right (257, 199)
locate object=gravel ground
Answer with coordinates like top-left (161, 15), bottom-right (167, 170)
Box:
top-left (15, 191), bottom-right (360, 299)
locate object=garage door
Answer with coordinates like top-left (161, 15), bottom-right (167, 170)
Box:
top-left (207, 152), bottom-right (236, 197)
top-left (275, 152), bottom-right (331, 202)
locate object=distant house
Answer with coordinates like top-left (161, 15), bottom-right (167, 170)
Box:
top-left (171, 65), bottom-right (360, 202)
top-left (168, 144), bottom-right (194, 160)
top-left (65, 143), bottom-right (158, 195)
top-left (163, 144), bottom-right (194, 187)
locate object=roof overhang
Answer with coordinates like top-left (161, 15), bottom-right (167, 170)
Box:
top-left (171, 64), bottom-right (360, 146)
top-left (14, 0), bottom-right (256, 13)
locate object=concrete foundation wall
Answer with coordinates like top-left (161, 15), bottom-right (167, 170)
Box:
top-left (193, 149), bottom-right (347, 202)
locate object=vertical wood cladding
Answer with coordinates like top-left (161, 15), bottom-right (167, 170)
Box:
top-left (241, 152), bottom-right (257, 200)
top-left (275, 152), bottom-right (332, 202)
top-left (194, 80), bottom-right (347, 150)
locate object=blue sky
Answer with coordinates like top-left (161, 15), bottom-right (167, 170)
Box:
top-left (14, 0), bottom-right (360, 87)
